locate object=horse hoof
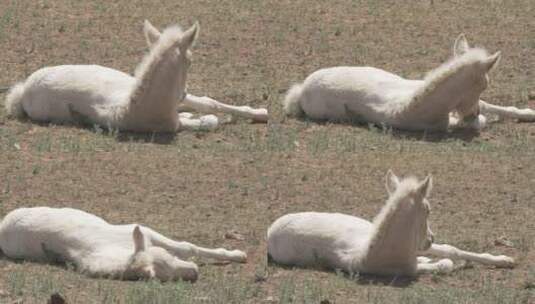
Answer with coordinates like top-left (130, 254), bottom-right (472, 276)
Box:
top-left (200, 115), bottom-right (219, 130)
top-left (233, 250), bottom-right (248, 263)
top-left (437, 258), bottom-right (454, 273)
top-left (496, 256), bottom-right (515, 268)
top-left (252, 109), bottom-right (269, 123)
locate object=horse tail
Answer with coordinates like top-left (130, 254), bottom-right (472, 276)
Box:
top-left (4, 82), bottom-right (27, 119)
top-left (281, 83), bottom-right (305, 117)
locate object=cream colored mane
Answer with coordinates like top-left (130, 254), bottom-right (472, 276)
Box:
top-left (130, 25), bottom-right (188, 104)
top-left (133, 25), bottom-right (184, 80)
top-left (405, 48), bottom-right (491, 114)
top-left (369, 176), bottom-right (422, 247)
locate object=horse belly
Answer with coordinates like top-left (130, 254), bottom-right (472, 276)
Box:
top-left (300, 67), bottom-right (395, 122)
top-left (0, 207), bottom-right (106, 262)
top-left (20, 65), bottom-right (133, 123)
top-left (0, 225), bottom-right (52, 261)
top-left (301, 87), bottom-right (382, 122)
top-left (0, 211), bottom-right (60, 261)
top-left (22, 88), bottom-right (94, 123)
top-left (267, 213), bottom-right (371, 269)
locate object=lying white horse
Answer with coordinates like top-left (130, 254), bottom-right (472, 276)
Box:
top-left (4, 21), bottom-right (267, 132)
top-left (0, 207), bottom-right (247, 282)
top-left (282, 34), bottom-right (535, 131)
top-left (267, 171), bottom-right (515, 277)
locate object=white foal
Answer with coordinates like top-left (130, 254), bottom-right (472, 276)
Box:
top-left (0, 207), bottom-right (247, 282)
top-left (4, 22), bottom-right (221, 132)
top-left (142, 20), bottom-right (268, 124)
top-left (267, 171), bottom-right (515, 277)
top-left (282, 34), bottom-right (535, 131)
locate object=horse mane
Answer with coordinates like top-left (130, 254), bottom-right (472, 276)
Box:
top-left (368, 176), bottom-right (421, 248)
top-left (130, 25), bottom-right (185, 103)
top-left (399, 48), bottom-right (490, 115)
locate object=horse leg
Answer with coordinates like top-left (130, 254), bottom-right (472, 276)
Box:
top-left (448, 112), bottom-right (487, 130)
top-left (177, 114), bottom-right (219, 131)
top-left (479, 100), bottom-right (535, 122)
top-left (463, 115), bottom-right (487, 130)
top-left (170, 241), bottom-right (247, 263)
top-left (178, 112), bottom-right (194, 119)
top-left (425, 243), bottom-right (515, 268)
top-left (416, 258), bottom-right (454, 274)
top-left (144, 228), bottom-right (247, 263)
top-left (182, 94), bottom-right (268, 122)
top-left (448, 113), bottom-right (461, 128)
top-left (185, 243), bottom-right (247, 263)
top-left (417, 256), bottom-right (432, 263)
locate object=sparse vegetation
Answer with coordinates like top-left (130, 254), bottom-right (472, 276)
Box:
top-left (0, 0), bottom-right (534, 303)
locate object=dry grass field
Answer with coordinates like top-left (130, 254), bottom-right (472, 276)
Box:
top-left (0, 0), bottom-right (534, 303)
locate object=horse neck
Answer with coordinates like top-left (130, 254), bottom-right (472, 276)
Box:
top-left (129, 54), bottom-right (184, 113)
top-left (362, 199), bottom-right (420, 273)
top-left (400, 63), bottom-right (479, 122)
top-left (126, 30), bottom-right (187, 123)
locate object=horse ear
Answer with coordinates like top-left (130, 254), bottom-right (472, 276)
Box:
top-left (143, 20), bottom-right (161, 47)
top-left (453, 33), bottom-right (470, 57)
top-left (484, 51), bottom-right (501, 72)
top-left (133, 226), bottom-right (146, 253)
top-left (417, 175), bottom-right (433, 198)
top-left (385, 169), bottom-right (400, 194)
top-left (180, 21), bottom-right (200, 51)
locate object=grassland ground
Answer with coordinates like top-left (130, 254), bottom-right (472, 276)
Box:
top-left (0, 0), bottom-right (534, 303)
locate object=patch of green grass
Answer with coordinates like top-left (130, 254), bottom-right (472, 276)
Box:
top-left (0, 4), bottom-right (16, 42)
top-left (397, 282), bottom-right (531, 304)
